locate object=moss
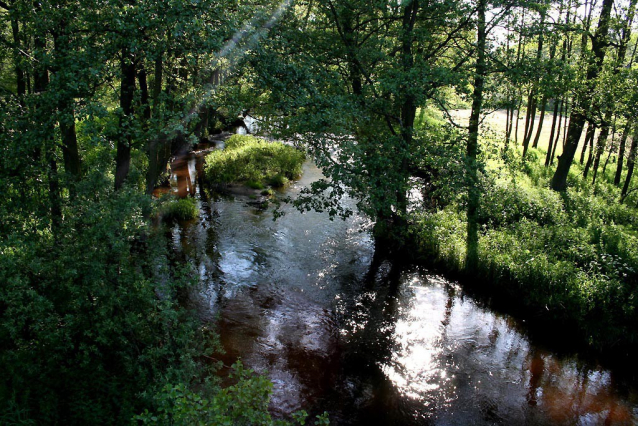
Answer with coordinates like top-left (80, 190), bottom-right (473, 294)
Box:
top-left (205, 136), bottom-right (305, 190)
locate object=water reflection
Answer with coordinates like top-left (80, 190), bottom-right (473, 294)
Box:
top-left (166, 154), bottom-right (638, 425)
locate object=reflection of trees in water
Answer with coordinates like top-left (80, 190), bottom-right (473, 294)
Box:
top-left (162, 157), bottom-right (637, 424)
top-left (332, 256), bottom-right (405, 423)
top-left (522, 348), bottom-right (635, 424)
top-left (527, 350), bottom-right (545, 407)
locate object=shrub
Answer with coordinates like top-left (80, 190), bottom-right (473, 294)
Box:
top-left (268, 173), bottom-right (289, 188)
top-left (0, 188), bottom-right (211, 424)
top-left (205, 136), bottom-right (305, 189)
top-left (135, 362), bottom-right (330, 425)
top-left (161, 197), bottom-right (199, 221)
top-left (224, 134), bottom-right (255, 150)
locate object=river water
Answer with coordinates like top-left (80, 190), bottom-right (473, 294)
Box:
top-left (166, 145), bottom-right (638, 425)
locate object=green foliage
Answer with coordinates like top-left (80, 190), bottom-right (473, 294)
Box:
top-left (0, 2), bottom-right (308, 425)
top-left (242, 0), bottom-right (473, 231)
top-left (224, 134), bottom-right (256, 150)
top-left (204, 136), bottom-right (305, 189)
top-left (135, 362), bottom-right (274, 426)
top-left (412, 146), bottom-right (638, 350)
top-left (246, 180), bottom-right (267, 190)
top-left (268, 174), bottom-right (289, 188)
top-left (161, 197), bottom-right (199, 222)
top-left (479, 180), bottom-right (565, 227)
top-left (0, 181), bottom-right (215, 424)
top-left (135, 362), bottom-right (329, 426)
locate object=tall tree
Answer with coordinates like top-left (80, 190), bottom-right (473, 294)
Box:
top-left (246, 0), bottom-right (474, 246)
top-left (551, 0), bottom-right (615, 191)
top-left (466, 0), bottom-right (487, 271)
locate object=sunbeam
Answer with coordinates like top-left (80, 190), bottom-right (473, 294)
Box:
top-left (180, 0), bottom-right (293, 129)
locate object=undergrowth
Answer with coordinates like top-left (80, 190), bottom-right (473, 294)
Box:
top-left (412, 147), bottom-right (638, 351)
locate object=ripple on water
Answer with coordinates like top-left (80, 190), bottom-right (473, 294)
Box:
top-left (167, 158), bottom-right (638, 425)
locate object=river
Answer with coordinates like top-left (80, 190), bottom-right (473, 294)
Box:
top-left (165, 143), bottom-right (638, 425)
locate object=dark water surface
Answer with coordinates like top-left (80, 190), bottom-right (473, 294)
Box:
top-left (167, 149), bottom-right (638, 425)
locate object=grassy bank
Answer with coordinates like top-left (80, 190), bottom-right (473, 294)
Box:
top-left (204, 135), bottom-right (305, 190)
top-left (411, 148), bottom-right (638, 352)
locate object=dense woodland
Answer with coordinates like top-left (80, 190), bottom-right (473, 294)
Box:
top-left (1, 0), bottom-right (638, 423)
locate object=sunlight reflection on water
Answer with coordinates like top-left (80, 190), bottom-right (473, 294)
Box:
top-left (167, 154), bottom-right (638, 425)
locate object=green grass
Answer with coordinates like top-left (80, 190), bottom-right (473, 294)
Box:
top-left (204, 135), bottom-right (305, 189)
top-left (411, 146), bottom-right (638, 351)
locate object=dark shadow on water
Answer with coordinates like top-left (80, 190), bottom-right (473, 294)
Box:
top-left (163, 151), bottom-right (638, 426)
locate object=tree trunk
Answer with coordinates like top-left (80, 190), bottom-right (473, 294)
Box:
top-left (513, 13), bottom-right (525, 145)
top-left (10, 17), bottom-right (26, 101)
top-left (621, 129), bottom-right (638, 201)
top-left (505, 106), bottom-right (511, 147)
top-left (580, 122), bottom-right (595, 164)
top-left (601, 125), bottom-right (615, 176)
top-left (115, 49), bottom-right (137, 191)
top-left (591, 112), bottom-right (612, 185)
top-left (523, 9), bottom-right (546, 155)
top-left (146, 54), bottom-right (175, 195)
top-left (522, 88), bottom-right (534, 146)
top-left (522, 92), bottom-right (537, 156)
top-left (58, 106), bottom-right (81, 179)
top-left (545, 99), bottom-right (560, 166)
top-left (504, 16), bottom-right (512, 149)
top-left (614, 121), bottom-right (632, 185)
top-left (551, 0), bottom-right (614, 191)
top-left (32, 21), bottom-right (62, 231)
top-left (515, 91), bottom-right (523, 144)
top-left (466, 0), bottom-right (486, 272)
top-left (583, 127), bottom-right (594, 179)
top-left (550, 99), bottom-right (564, 165)
top-left (53, 29), bottom-right (82, 181)
top-left (532, 95), bottom-right (548, 149)
top-left (506, 99), bottom-right (515, 145)
top-left (396, 0), bottom-right (419, 225)
top-left (138, 66), bottom-right (151, 124)
top-left (583, 125), bottom-right (596, 177)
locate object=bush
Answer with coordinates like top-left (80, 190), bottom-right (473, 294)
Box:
top-left (224, 134), bottom-right (255, 150)
top-left (0, 187), bottom-right (212, 424)
top-left (204, 136), bottom-right (305, 189)
top-left (161, 197), bottom-right (199, 221)
top-left (135, 362), bottom-right (329, 426)
top-left (0, 182), bottom-right (296, 425)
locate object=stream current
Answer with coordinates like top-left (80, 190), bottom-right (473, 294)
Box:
top-left (166, 144), bottom-right (638, 425)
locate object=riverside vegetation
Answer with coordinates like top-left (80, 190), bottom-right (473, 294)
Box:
top-left (204, 135), bottom-right (306, 190)
top-left (413, 145), bottom-right (638, 352)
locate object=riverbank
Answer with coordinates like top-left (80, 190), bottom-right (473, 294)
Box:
top-left (408, 147), bottom-right (638, 358)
